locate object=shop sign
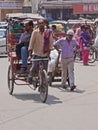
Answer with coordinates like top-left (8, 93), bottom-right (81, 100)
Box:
top-left (73, 4), bottom-right (98, 14)
top-left (0, 2), bottom-right (23, 9)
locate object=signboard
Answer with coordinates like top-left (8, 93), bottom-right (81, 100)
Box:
top-left (0, 1), bottom-right (23, 9)
top-left (73, 4), bottom-right (98, 14)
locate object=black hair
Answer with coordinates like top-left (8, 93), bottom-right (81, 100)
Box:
top-left (81, 24), bottom-right (86, 30)
top-left (28, 21), bottom-right (34, 27)
top-left (85, 25), bottom-right (89, 30)
top-left (52, 25), bottom-right (56, 29)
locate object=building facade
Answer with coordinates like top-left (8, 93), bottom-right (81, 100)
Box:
top-left (37, 0), bottom-right (98, 20)
top-left (0, 0), bottom-right (24, 21)
top-left (1, 0), bottom-right (98, 21)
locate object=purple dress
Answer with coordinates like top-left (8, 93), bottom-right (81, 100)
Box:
top-left (80, 31), bottom-right (91, 48)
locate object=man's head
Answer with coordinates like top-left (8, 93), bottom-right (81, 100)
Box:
top-left (38, 19), bottom-right (45, 32)
top-left (24, 20), bottom-right (34, 32)
top-left (66, 29), bottom-right (74, 41)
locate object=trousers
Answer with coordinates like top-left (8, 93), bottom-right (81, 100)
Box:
top-left (21, 46), bottom-right (28, 68)
top-left (82, 49), bottom-right (89, 64)
top-left (61, 57), bottom-right (75, 87)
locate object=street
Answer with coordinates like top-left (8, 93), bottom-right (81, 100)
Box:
top-left (0, 56), bottom-right (98, 130)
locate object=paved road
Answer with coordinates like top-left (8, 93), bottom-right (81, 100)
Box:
top-left (0, 56), bottom-right (98, 130)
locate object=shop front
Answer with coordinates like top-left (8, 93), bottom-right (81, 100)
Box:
top-left (39, 2), bottom-right (98, 20)
top-left (73, 3), bottom-right (98, 19)
top-left (39, 2), bottom-right (73, 21)
top-left (46, 8), bottom-right (73, 21)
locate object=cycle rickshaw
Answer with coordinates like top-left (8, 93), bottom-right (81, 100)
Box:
top-left (6, 13), bottom-right (48, 103)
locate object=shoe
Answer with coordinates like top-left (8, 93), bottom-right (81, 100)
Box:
top-left (27, 77), bottom-right (37, 88)
top-left (20, 67), bottom-right (27, 74)
top-left (18, 67), bottom-right (28, 77)
top-left (70, 85), bottom-right (76, 91)
top-left (32, 80), bottom-right (37, 88)
top-left (62, 85), bottom-right (67, 89)
top-left (27, 76), bottom-right (32, 84)
top-left (83, 63), bottom-right (89, 66)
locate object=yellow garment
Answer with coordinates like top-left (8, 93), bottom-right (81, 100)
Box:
top-left (49, 24), bottom-right (64, 32)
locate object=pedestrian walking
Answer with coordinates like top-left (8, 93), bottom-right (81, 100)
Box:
top-left (79, 25), bottom-right (91, 65)
top-left (54, 29), bottom-right (78, 91)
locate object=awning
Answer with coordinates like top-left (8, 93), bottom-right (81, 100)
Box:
top-left (6, 13), bottom-right (45, 20)
top-left (40, 3), bottom-right (72, 9)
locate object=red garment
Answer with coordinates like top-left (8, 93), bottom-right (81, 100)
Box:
top-left (82, 49), bottom-right (89, 65)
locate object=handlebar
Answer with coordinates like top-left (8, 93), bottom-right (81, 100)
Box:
top-left (31, 58), bottom-right (49, 62)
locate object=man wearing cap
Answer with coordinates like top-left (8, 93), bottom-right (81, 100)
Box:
top-left (54, 29), bottom-right (78, 91)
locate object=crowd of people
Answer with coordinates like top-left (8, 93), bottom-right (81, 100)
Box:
top-left (9, 18), bottom-right (98, 91)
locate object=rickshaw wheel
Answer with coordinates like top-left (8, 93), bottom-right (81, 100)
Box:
top-left (88, 46), bottom-right (97, 63)
top-left (8, 65), bottom-right (14, 95)
top-left (39, 70), bottom-right (48, 103)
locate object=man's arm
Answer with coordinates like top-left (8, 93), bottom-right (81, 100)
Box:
top-left (28, 31), bottom-right (36, 60)
top-left (54, 38), bottom-right (63, 53)
top-left (28, 31), bottom-right (36, 52)
top-left (19, 33), bottom-right (24, 44)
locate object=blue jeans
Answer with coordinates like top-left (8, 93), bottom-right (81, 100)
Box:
top-left (21, 46), bottom-right (28, 68)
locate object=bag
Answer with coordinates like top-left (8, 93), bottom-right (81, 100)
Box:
top-left (16, 42), bottom-right (24, 58)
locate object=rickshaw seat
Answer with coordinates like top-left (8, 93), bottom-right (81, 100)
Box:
top-left (8, 52), bottom-right (21, 61)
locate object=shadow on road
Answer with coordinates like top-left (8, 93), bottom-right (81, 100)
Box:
top-left (0, 55), bottom-right (8, 58)
top-left (13, 93), bottom-right (62, 104)
top-left (51, 84), bottom-right (85, 94)
top-left (80, 64), bottom-right (96, 67)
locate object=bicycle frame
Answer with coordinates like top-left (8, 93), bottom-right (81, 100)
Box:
top-left (31, 58), bottom-right (49, 103)
top-left (31, 58), bottom-right (49, 72)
